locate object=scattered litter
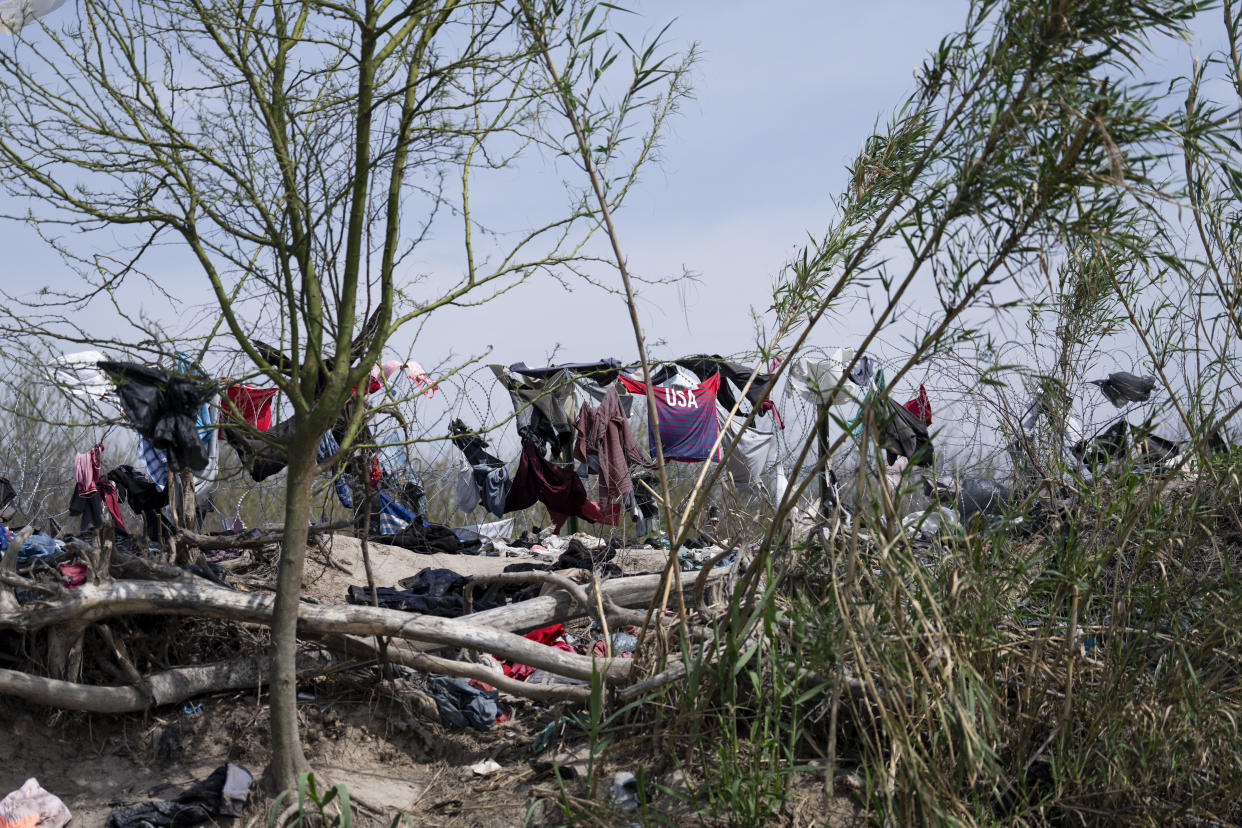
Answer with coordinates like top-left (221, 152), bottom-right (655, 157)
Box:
top-left (181, 701), bottom-right (203, 715)
top-left (427, 676), bottom-right (500, 731)
top-left (471, 759), bottom-right (502, 776)
top-left (428, 799), bottom-right (463, 816)
top-left (0, 778), bottom-right (71, 828)
top-left (531, 745), bottom-right (590, 779)
top-left (106, 763), bottom-right (252, 827)
top-left (611, 631), bottom-right (638, 654)
top-left (610, 771), bottom-right (640, 812)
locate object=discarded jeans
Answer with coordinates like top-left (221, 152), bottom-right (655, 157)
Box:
top-left (427, 676), bottom-right (499, 731)
top-left (18, 533), bottom-right (59, 566)
top-left (1090, 372), bottom-right (1156, 407)
top-left (348, 567), bottom-right (518, 617)
top-left (317, 432), bottom-right (354, 509)
top-left (106, 763), bottom-right (252, 828)
top-left (449, 420), bottom-right (512, 517)
top-left (400, 568), bottom-right (537, 610)
top-left (0, 778), bottom-right (70, 828)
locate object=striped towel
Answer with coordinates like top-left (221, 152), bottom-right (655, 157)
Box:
top-left (374, 492), bottom-right (415, 534)
top-left (137, 435), bottom-right (168, 491)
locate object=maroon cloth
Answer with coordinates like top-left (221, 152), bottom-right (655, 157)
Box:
top-left (573, 385), bottom-right (654, 504)
top-left (100, 481), bottom-right (126, 532)
top-left (506, 440), bottom-right (609, 530)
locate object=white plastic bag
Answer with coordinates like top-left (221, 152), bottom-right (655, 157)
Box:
top-left (0, 0), bottom-right (68, 34)
top-left (789, 347), bottom-right (862, 407)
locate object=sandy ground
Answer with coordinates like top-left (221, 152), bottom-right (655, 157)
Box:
top-left (0, 534), bottom-right (723, 826)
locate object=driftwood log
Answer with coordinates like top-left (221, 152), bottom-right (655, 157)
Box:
top-left (0, 579), bottom-right (634, 684)
top-left (0, 560), bottom-right (732, 711)
top-left (0, 650), bottom-right (345, 713)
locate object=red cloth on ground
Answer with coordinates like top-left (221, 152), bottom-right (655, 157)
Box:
top-left (499, 623), bottom-right (575, 680)
top-left (58, 562), bottom-right (88, 588)
top-left (222, 385), bottom-right (278, 436)
top-left (903, 384), bottom-right (933, 427)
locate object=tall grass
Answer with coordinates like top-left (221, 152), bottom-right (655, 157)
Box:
top-left (547, 0), bottom-right (1242, 824)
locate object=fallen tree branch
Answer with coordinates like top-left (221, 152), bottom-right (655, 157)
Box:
top-left (318, 634), bottom-right (591, 703)
top-left (694, 546), bottom-right (738, 616)
top-left (447, 568), bottom-right (732, 646)
top-left (174, 522), bottom-right (351, 551)
top-left (0, 650), bottom-right (343, 713)
top-left (0, 580), bottom-right (633, 684)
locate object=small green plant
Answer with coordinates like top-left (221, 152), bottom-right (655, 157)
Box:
top-left (267, 772), bottom-right (353, 828)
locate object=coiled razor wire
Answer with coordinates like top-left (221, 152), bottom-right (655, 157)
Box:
top-left (9, 348), bottom-right (1193, 534)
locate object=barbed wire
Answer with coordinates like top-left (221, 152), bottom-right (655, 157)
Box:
top-left (2, 348), bottom-right (1207, 534)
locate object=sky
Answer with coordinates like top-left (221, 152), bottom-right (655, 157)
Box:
top-left (0, 0), bottom-right (977, 367)
top-left (0, 0), bottom-right (1235, 461)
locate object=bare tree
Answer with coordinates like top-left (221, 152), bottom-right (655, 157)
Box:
top-left (0, 0), bottom-right (689, 791)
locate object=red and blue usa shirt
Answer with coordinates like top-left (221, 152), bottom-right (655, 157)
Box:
top-left (619, 372), bottom-right (721, 462)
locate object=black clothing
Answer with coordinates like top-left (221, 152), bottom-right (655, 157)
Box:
top-left (375, 522), bottom-right (478, 555)
top-left (1090, 372), bottom-right (1156, 407)
top-left (98, 361), bottom-right (215, 471)
top-left (674, 354), bottom-right (777, 415)
top-left (881, 399), bottom-right (936, 468)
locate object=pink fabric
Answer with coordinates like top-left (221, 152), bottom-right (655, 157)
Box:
top-left (73, 450), bottom-right (97, 496)
top-left (760, 399), bottom-right (785, 430)
top-left (372, 360), bottom-right (438, 397)
top-left (76, 445), bottom-right (126, 533)
top-left (58, 563), bottom-right (87, 588)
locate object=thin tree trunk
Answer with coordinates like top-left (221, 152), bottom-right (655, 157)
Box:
top-left (357, 454), bottom-right (390, 678)
top-left (265, 431), bottom-right (317, 793)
